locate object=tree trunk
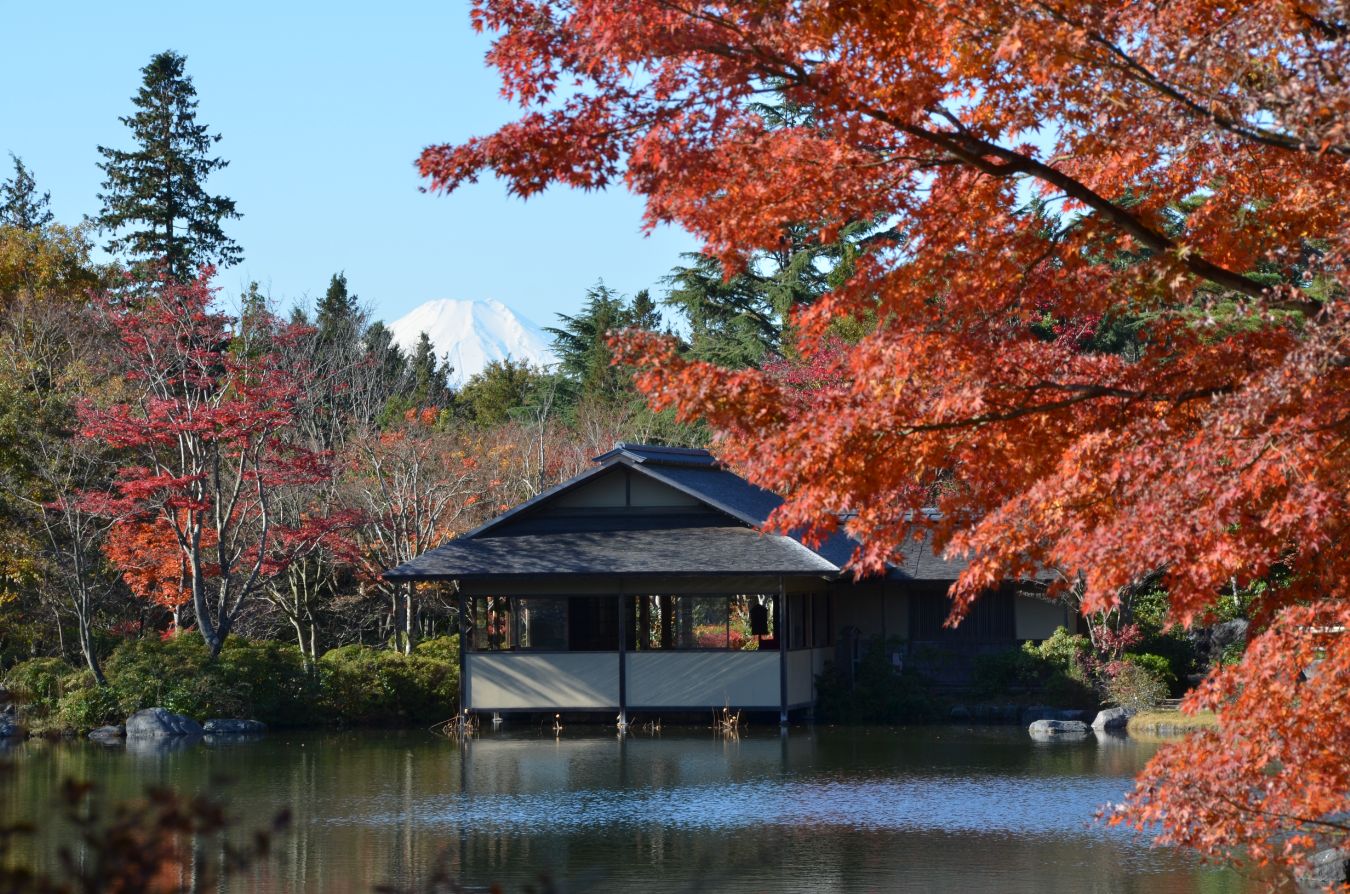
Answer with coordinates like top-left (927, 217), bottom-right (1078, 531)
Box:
top-left (403, 582), bottom-right (416, 655)
top-left (78, 613), bottom-right (106, 685)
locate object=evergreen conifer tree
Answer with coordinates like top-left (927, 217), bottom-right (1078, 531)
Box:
top-left (0, 155), bottom-right (54, 231)
top-left (409, 332), bottom-right (453, 407)
top-left (316, 272), bottom-right (360, 341)
top-left (96, 50), bottom-right (241, 280)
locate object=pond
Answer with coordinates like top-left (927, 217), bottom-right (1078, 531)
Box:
top-left (2, 725), bottom-right (1260, 892)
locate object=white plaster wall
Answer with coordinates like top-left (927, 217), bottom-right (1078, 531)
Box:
top-left (1015, 595), bottom-right (1069, 641)
top-left (787, 649), bottom-right (812, 705)
top-left (467, 652), bottom-right (620, 710)
top-left (627, 651), bottom-right (779, 708)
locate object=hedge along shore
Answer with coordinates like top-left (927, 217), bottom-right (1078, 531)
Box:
top-left (1, 634), bottom-right (461, 736)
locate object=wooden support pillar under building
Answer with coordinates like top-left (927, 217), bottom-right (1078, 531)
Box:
top-left (778, 576), bottom-right (788, 729)
top-left (617, 586), bottom-right (628, 731)
top-left (456, 584), bottom-right (469, 719)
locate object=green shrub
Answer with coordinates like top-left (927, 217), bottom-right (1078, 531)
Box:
top-left (413, 635), bottom-right (460, 665)
top-left (1027, 627), bottom-right (1091, 672)
top-left (1042, 669), bottom-right (1099, 709)
top-left (3, 657), bottom-right (73, 716)
top-left (216, 639), bottom-right (315, 725)
top-left (319, 645), bottom-right (458, 725)
top-left (102, 635), bottom-right (314, 725)
top-left (1123, 652), bottom-right (1177, 692)
top-left (55, 678), bottom-right (122, 732)
top-left (1135, 629), bottom-right (1197, 690)
top-left (1217, 639), bottom-right (1246, 666)
top-left (971, 648), bottom-right (1043, 697)
top-left (815, 640), bottom-right (940, 724)
top-left (1105, 660), bottom-right (1169, 710)
top-left (102, 634), bottom-right (213, 716)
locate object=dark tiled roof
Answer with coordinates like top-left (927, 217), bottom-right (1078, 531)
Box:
top-left (636, 462), bottom-right (783, 529)
top-left (386, 442), bottom-right (989, 583)
top-left (384, 526), bottom-right (840, 579)
top-left (592, 443), bottom-right (719, 467)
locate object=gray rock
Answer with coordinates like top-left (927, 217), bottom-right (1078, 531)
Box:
top-left (949, 705), bottom-right (971, 722)
top-left (1295, 848), bottom-right (1349, 891)
top-left (1022, 705), bottom-right (1087, 724)
top-left (125, 707), bottom-right (202, 738)
top-left (1091, 707), bottom-right (1135, 731)
top-left (1028, 719), bottom-right (1090, 738)
top-left (0, 717), bottom-right (25, 738)
top-left (88, 724), bottom-right (125, 742)
top-left (203, 718), bottom-right (266, 735)
top-left (1021, 705), bottom-right (1057, 724)
top-left (1211, 618), bottom-right (1248, 651)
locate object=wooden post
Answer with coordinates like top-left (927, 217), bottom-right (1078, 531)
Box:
top-left (617, 585), bottom-right (628, 731)
top-left (778, 577), bottom-right (789, 729)
top-left (457, 585), bottom-right (469, 718)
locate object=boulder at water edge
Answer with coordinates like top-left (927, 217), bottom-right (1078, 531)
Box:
top-left (1028, 719), bottom-right (1090, 739)
top-left (88, 724), bottom-right (125, 742)
top-left (0, 717), bottom-right (24, 738)
top-left (203, 718), bottom-right (266, 734)
top-left (125, 707), bottom-right (202, 738)
top-left (1295, 848), bottom-right (1349, 891)
top-left (1022, 706), bottom-right (1091, 724)
top-left (1091, 707), bottom-right (1134, 731)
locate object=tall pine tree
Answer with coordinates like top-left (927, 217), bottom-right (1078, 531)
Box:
top-left (0, 155), bottom-right (54, 232)
top-left (97, 51), bottom-right (241, 280)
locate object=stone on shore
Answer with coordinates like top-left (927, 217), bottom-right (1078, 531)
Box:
top-left (1028, 719), bottom-right (1090, 738)
top-left (125, 707), bottom-right (202, 738)
top-left (1022, 705), bottom-right (1090, 724)
top-left (203, 718), bottom-right (266, 734)
top-left (0, 717), bottom-right (25, 738)
top-left (1091, 707), bottom-right (1134, 731)
top-left (88, 724), bottom-right (125, 742)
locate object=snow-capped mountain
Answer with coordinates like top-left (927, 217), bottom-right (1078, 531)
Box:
top-left (387, 299), bottom-right (558, 384)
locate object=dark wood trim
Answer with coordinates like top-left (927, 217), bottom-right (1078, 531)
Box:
top-left (617, 583), bottom-right (627, 723)
top-left (778, 576), bottom-right (788, 727)
top-left (457, 584), bottom-right (469, 715)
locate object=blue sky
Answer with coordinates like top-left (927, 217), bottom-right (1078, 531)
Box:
top-left (0, 1), bottom-right (698, 327)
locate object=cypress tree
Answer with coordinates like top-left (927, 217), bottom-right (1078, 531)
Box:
top-left (96, 50), bottom-right (241, 280)
top-left (0, 155), bottom-right (54, 231)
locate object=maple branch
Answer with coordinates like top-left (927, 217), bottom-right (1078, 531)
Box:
top-left (897, 381), bottom-right (1232, 434)
top-left (1207, 788), bottom-right (1350, 836)
top-left (662, 8), bottom-right (1321, 314)
top-left (1026, 0), bottom-right (1350, 158)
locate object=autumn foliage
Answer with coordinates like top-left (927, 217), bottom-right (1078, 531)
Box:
top-left (80, 270), bottom-right (332, 656)
top-left (420, 0), bottom-right (1350, 875)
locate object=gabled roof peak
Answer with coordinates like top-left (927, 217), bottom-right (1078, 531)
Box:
top-left (592, 442), bottom-right (718, 467)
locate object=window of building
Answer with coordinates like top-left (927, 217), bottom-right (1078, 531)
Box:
top-left (631, 594), bottom-right (775, 651)
top-left (469, 593), bottom-right (787, 652)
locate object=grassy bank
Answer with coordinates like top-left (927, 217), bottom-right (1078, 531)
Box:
top-left (1126, 709), bottom-right (1219, 741)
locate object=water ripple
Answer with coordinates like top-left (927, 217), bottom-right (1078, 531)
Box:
top-left (340, 774), bottom-right (1122, 836)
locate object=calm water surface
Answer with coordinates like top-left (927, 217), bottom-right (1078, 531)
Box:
top-left (2, 725), bottom-right (1260, 892)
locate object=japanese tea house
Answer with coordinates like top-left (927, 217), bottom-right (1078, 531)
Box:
top-left (385, 443), bottom-right (1068, 723)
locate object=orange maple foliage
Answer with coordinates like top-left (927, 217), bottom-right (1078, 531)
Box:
top-left (420, 0), bottom-right (1350, 877)
top-left (104, 515), bottom-right (211, 618)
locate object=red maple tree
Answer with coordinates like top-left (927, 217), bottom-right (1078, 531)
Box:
top-left (418, 0), bottom-right (1350, 877)
top-left (81, 269), bottom-right (332, 657)
top-left (104, 514), bottom-right (202, 631)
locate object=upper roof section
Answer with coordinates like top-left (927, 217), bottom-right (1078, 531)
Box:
top-left (591, 443), bottom-right (719, 467)
top-left (387, 442), bottom-right (987, 582)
